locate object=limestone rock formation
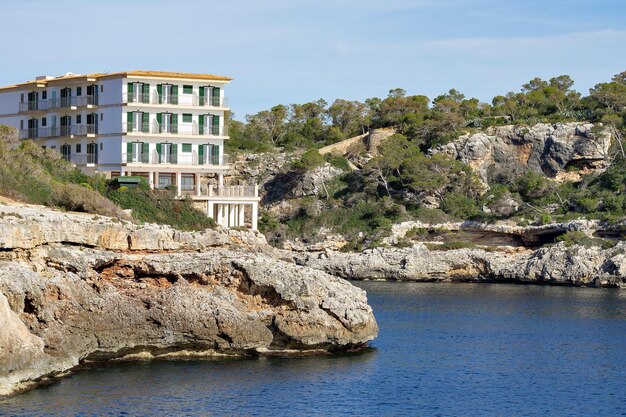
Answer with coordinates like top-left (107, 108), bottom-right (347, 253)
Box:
top-left (435, 123), bottom-right (612, 185)
top-left (0, 203), bottom-right (377, 396)
top-left (289, 242), bottom-right (626, 288)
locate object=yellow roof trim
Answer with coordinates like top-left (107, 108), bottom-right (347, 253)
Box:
top-left (0, 70), bottom-right (233, 92)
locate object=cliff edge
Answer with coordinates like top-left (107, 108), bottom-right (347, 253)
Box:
top-left (0, 202), bottom-right (378, 396)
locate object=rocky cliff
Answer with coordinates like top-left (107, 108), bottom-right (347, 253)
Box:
top-left (288, 241), bottom-right (626, 287)
top-left (0, 202), bottom-right (377, 396)
top-left (435, 123), bottom-right (611, 185)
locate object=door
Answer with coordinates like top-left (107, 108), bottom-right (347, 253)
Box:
top-left (50, 91), bottom-right (58, 108)
top-left (60, 144), bottom-right (71, 161)
top-left (27, 118), bottom-right (38, 138)
top-left (60, 115), bottom-right (71, 136)
top-left (60, 88), bottom-right (71, 107)
top-left (87, 142), bottom-right (98, 164)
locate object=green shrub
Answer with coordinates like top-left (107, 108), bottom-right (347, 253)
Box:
top-left (292, 149), bottom-right (324, 171)
top-left (441, 193), bottom-right (480, 219)
top-left (48, 183), bottom-right (127, 218)
top-left (107, 188), bottom-right (215, 231)
top-left (556, 230), bottom-right (615, 248)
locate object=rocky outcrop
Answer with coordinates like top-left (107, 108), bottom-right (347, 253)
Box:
top-left (0, 203), bottom-right (377, 396)
top-left (381, 219), bottom-right (623, 248)
top-left (289, 242), bottom-right (626, 288)
top-left (435, 123), bottom-right (611, 185)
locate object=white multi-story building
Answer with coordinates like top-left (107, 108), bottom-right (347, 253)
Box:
top-left (0, 70), bottom-right (259, 229)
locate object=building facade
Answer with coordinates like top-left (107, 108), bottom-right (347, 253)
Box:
top-left (0, 70), bottom-right (259, 229)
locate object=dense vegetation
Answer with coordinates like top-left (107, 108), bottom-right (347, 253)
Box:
top-left (0, 134), bottom-right (214, 231)
top-left (228, 72), bottom-right (626, 248)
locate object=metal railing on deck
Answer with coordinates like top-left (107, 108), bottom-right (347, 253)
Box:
top-left (122, 92), bottom-right (228, 108)
top-left (205, 185), bottom-right (258, 198)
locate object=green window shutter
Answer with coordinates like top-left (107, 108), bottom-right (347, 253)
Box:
top-left (157, 84), bottom-right (162, 94)
top-left (142, 143), bottom-right (149, 163)
top-left (127, 142), bottom-right (133, 162)
top-left (142, 112), bottom-right (149, 132)
top-left (171, 114), bottom-right (178, 134)
top-left (127, 112), bottom-right (133, 131)
top-left (212, 114), bottom-right (220, 135)
top-left (156, 143), bottom-right (162, 159)
top-left (171, 144), bottom-right (178, 164)
top-left (142, 84), bottom-right (150, 103)
top-left (198, 144), bottom-right (204, 165)
top-left (156, 112), bottom-right (162, 124)
top-left (199, 86), bottom-right (205, 105)
top-left (128, 83), bottom-right (134, 93)
top-left (172, 85), bottom-right (178, 95)
top-left (212, 87), bottom-right (220, 106)
top-left (182, 113), bottom-right (192, 123)
top-left (212, 144), bottom-right (219, 165)
top-left (182, 143), bottom-right (192, 152)
top-left (199, 115), bottom-right (205, 134)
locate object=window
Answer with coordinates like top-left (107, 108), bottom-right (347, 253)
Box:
top-left (183, 85), bottom-right (193, 94)
top-left (76, 115), bottom-right (82, 124)
top-left (181, 174), bottom-right (195, 190)
top-left (182, 143), bottom-right (192, 152)
top-left (100, 143), bottom-right (103, 151)
top-left (182, 113), bottom-right (192, 123)
top-left (76, 143), bottom-right (82, 153)
top-left (51, 145), bottom-right (57, 149)
top-left (20, 120), bottom-right (23, 129)
top-left (77, 87), bottom-right (82, 96)
top-left (100, 85), bottom-right (103, 93)
top-left (100, 113), bottom-right (103, 121)
top-left (42, 91), bottom-right (47, 100)
top-left (20, 94), bottom-right (24, 103)
top-left (41, 117), bottom-right (47, 127)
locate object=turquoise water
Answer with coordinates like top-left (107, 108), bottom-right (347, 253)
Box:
top-left (1, 282), bottom-right (625, 416)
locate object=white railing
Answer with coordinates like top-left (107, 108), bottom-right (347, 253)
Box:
top-left (69, 153), bottom-right (98, 165)
top-left (122, 121), bottom-right (228, 136)
top-left (122, 92), bottom-right (228, 108)
top-left (19, 96), bottom-right (98, 113)
top-left (122, 151), bottom-right (228, 166)
top-left (19, 125), bottom-right (97, 139)
top-left (204, 185), bottom-right (258, 198)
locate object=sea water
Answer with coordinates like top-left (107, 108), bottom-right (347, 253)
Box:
top-left (1, 282), bottom-right (625, 416)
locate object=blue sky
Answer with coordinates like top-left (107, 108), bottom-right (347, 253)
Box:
top-left (1, 0), bottom-right (625, 119)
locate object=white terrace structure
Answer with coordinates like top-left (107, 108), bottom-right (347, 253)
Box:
top-left (0, 70), bottom-right (259, 229)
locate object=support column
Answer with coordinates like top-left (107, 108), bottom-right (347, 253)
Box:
top-left (238, 204), bottom-right (245, 227)
top-left (216, 204), bottom-right (223, 227)
top-left (228, 204), bottom-right (235, 228)
top-left (148, 171), bottom-right (154, 190)
top-left (207, 201), bottom-right (214, 220)
top-left (196, 174), bottom-right (201, 196)
top-left (176, 172), bottom-right (182, 197)
top-left (251, 202), bottom-right (258, 231)
top-left (218, 172), bottom-right (224, 187)
top-left (120, 167), bottom-right (125, 176)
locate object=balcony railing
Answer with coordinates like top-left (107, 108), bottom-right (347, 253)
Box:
top-left (122, 151), bottom-right (229, 166)
top-left (19, 125), bottom-right (98, 139)
top-left (122, 92), bottom-right (228, 108)
top-left (69, 153), bottom-right (98, 165)
top-left (204, 185), bottom-right (258, 198)
top-left (123, 122), bottom-right (227, 136)
top-left (19, 96), bottom-right (98, 113)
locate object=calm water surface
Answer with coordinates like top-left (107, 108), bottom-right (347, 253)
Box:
top-left (1, 282), bottom-right (625, 416)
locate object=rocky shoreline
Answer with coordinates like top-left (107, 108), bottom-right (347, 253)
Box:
top-left (0, 202), bottom-right (377, 396)
top-left (285, 241), bottom-right (626, 287)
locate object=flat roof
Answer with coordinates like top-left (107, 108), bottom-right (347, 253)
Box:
top-left (0, 70), bottom-right (233, 92)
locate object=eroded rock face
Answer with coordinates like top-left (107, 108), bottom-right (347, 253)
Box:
top-left (0, 203), bottom-right (377, 396)
top-left (435, 123), bottom-right (611, 185)
top-left (289, 242), bottom-right (626, 288)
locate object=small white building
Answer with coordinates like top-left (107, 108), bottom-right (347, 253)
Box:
top-left (0, 70), bottom-right (259, 229)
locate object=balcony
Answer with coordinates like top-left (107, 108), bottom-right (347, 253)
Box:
top-left (123, 122), bottom-right (228, 137)
top-left (204, 185), bottom-right (258, 198)
top-left (65, 153), bottom-right (98, 165)
top-left (18, 96), bottom-right (98, 113)
top-left (123, 151), bottom-right (229, 166)
top-left (19, 125), bottom-right (97, 139)
top-left (122, 92), bottom-right (228, 108)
